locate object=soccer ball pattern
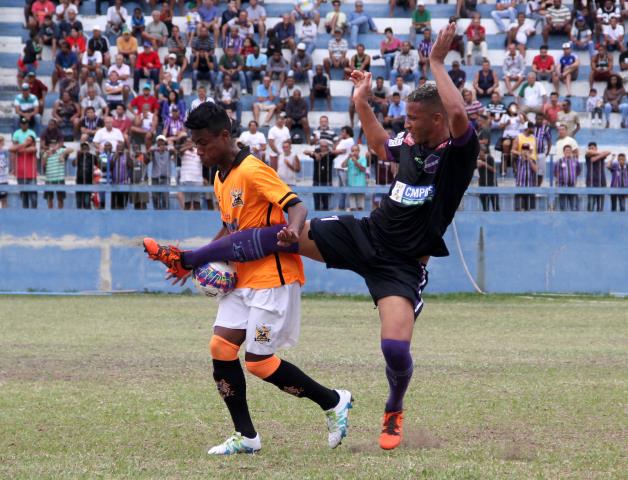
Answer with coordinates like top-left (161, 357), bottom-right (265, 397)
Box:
top-left (192, 262), bottom-right (237, 297)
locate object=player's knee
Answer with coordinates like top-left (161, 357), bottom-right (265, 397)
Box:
top-left (381, 339), bottom-right (412, 369)
top-left (209, 335), bottom-right (240, 361)
top-left (245, 355), bottom-right (281, 379)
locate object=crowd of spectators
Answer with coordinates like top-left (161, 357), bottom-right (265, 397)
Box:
top-left (2, 0), bottom-right (627, 212)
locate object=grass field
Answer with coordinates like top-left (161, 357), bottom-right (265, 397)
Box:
top-left (0, 294), bottom-right (626, 479)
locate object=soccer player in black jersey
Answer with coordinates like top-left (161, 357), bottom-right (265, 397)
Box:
top-left (144, 23), bottom-right (479, 450)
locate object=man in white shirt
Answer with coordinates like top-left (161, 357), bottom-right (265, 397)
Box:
top-left (237, 120), bottom-right (267, 162)
top-left (277, 139), bottom-right (301, 185)
top-left (388, 76), bottom-right (412, 101)
top-left (554, 123), bottom-right (579, 158)
top-left (603, 15), bottom-right (625, 52)
top-left (189, 85), bottom-right (215, 112)
top-left (332, 125), bottom-right (355, 210)
top-left (503, 43), bottom-right (526, 96)
top-left (267, 113), bottom-right (291, 168)
top-left (93, 116), bottom-right (125, 152)
top-left (106, 0), bottom-right (128, 35)
top-left (517, 71), bottom-right (547, 115)
top-left (81, 46), bottom-right (104, 84)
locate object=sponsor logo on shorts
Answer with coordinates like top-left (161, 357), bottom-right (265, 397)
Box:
top-left (231, 188), bottom-right (244, 207)
top-left (254, 324), bottom-right (271, 343)
top-left (389, 180), bottom-right (435, 206)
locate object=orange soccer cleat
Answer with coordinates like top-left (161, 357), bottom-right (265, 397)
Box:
top-left (379, 411), bottom-right (403, 450)
top-left (143, 237), bottom-right (190, 279)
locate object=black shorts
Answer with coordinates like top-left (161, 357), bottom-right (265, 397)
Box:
top-left (310, 215), bottom-right (428, 319)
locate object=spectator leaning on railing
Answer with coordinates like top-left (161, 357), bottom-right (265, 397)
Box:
top-left (608, 153), bottom-right (627, 212)
top-left (585, 142), bottom-right (610, 212)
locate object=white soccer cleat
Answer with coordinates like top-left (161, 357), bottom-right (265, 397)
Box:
top-left (325, 389), bottom-right (353, 448)
top-left (207, 432), bottom-right (261, 455)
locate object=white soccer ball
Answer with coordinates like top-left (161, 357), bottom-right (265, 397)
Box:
top-left (192, 262), bottom-right (237, 297)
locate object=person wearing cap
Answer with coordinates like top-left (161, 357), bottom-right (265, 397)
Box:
top-left (42, 139), bottom-right (73, 210)
top-left (409, 1), bottom-right (431, 46)
top-left (491, 0), bottom-right (516, 33)
top-left (290, 43), bottom-right (313, 84)
top-left (14, 83), bottom-right (41, 135)
top-left (325, 0), bottom-right (347, 34)
top-left (298, 13), bottom-right (318, 56)
top-left (116, 27), bottom-right (138, 66)
top-left (143, 10), bottom-right (168, 48)
top-left (274, 13), bottom-right (297, 53)
top-left (52, 41), bottom-right (78, 91)
top-left (542, 0), bottom-right (571, 43)
top-left (106, 0), bottom-right (128, 36)
top-left (348, 1), bottom-right (378, 49)
top-left (89, 26), bottom-right (111, 67)
top-left (162, 53), bottom-right (183, 84)
top-left (80, 45), bottom-right (105, 85)
top-left (324, 28), bottom-right (349, 76)
top-left (133, 42), bottom-right (161, 92)
top-left (557, 43), bottom-right (580, 97)
top-left (570, 15), bottom-right (595, 58)
top-left (448, 60), bottom-right (466, 91)
top-left (603, 15), bottom-right (625, 52)
top-left (131, 83), bottom-right (160, 114)
top-left (9, 121), bottom-right (38, 209)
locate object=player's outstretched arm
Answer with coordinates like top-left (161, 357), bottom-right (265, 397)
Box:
top-left (429, 22), bottom-right (469, 139)
top-left (351, 71), bottom-right (389, 160)
top-left (277, 202), bottom-right (307, 247)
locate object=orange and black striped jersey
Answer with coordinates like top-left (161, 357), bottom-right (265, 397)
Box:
top-left (214, 148), bottom-right (305, 289)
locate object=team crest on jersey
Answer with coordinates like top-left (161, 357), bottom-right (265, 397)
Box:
top-left (423, 153), bottom-right (440, 174)
top-left (230, 188), bottom-right (244, 207)
top-left (390, 180), bottom-right (435, 206)
top-left (254, 324), bottom-right (271, 343)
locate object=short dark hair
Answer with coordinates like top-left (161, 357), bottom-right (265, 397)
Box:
top-left (385, 27), bottom-right (393, 34)
top-left (588, 142), bottom-right (597, 147)
top-left (184, 101), bottom-right (231, 135)
top-left (341, 126), bottom-right (354, 137)
top-left (540, 44), bottom-right (549, 50)
top-left (406, 83), bottom-right (444, 112)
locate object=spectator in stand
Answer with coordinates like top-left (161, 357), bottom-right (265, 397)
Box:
top-left (448, 60), bottom-right (466, 91)
top-left (59, 9), bottom-right (82, 38)
top-left (462, 88), bottom-right (484, 130)
top-left (28, 0), bottom-right (55, 35)
top-left (131, 83), bottom-right (160, 114)
top-left (390, 41), bottom-right (419, 86)
top-left (345, 43), bottom-right (370, 82)
top-left (590, 44), bottom-right (614, 88)
top-left (116, 27), bottom-right (138, 66)
top-left (9, 120), bottom-right (38, 208)
top-left (23, 72), bottom-right (46, 118)
top-left (518, 72), bottom-right (547, 115)
top-left (52, 41), bottom-right (78, 92)
top-left (508, 12), bottom-right (536, 56)
top-left (389, 75), bottom-right (412, 101)
top-left (603, 15), bottom-right (625, 52)
top-left (585, 142), bottom-right (610, 211)
top-left (348, 0), bottom-right (378, 49)
top-left (105, 70), bottom-right (127, 111)
top-left (268, 113), bottom-right (291, 168)
top-left (473, 60), bottom-right (498, 99)
top-left (277, 74), bottom-right (298, 114)
top-left (131, 103), bottom-right (157, 150)
top-left (245, 45), bottom-right (267, 95)
top-left (512, 121), bottom-right (537, 173)
top-left (325, 0), bottom-right (347, 34)
top-left (343, 145), bottom-right (368, 211)
top-left (557, 99), bottom-right (581, 137)
top-left (214, 74), bottom-right (241, 127)
top-left (570, 15), bottom-right (595, 58)
top-left (465, 13), bottom-right (488, 65)
top-left (498, 103), bottom-right (526, 175)
top-left (166, 26), bottom-right (189, 75)
top-left (134, 43), bottom-right (161, 92)
top-left (143, 10), bottom-right (168, 48)
top-left (106, 0), bottom-right (128, 37)
top-left (41, 119), bottom-right (64, 150)
top-left (267, 50), bottom-right (289, 87)
top-left (38, 15), bottom-right (59, 57)
top-left (42, 139), bottom-right (73, 209)
top-left (503, 44), bottom-right (526, 97)
top-left (238, 120), bottom-right (267, 161)
top-left (253, 75), bottom-right (278, 126)
top-left (417, 29), bottom-right (433, 78)
top-left (276, 140), bottom-right (301, 186)
top-left (311, 115), bottom-right (337, 144)
top-left (409, 1), bottom-right (431, 46)
top-left (73, 141), bottom-right (97, 209)
top-left (292, 0), bottom-right (322, 26)
top-left (66, 27), bottom-right (86, 56)
top-left (533, 113), bottom-right (552, 185)
top-left (223, 13), bottom-right (252, 48)
top-left (556, 43), bottom-right (580, 98)
top-left (543, 91), bottom-right (561, 127)
top-left (304, 140), bottom-right (335, 210)
top-left (247, 0), bottom-right (267, 42)
top-left (596, 0), bottom-right (620, 42)
top-left (275, 13), bottom-right (296, 53)
top-left (192, 47), bottom-right (217, 92)
top-left (492, 0), bottom-right (517, 33)
top-left (14, 83), bottom-right (41, 135)
top-left (129, 146), bottom-right (149, 210)
top-left (555, 123), bottom-right (579, 160)
top-left (476, 145), bottom-right (499, 211)
top-left (162, 106), bottom-right (188, 146)
top-left (217, 46), bottom-right (246, 87)
top-left (542, 0), bottom-right (571, 43)
top-left (131, 7), bottom-right (146, 39)
top-left (332, 126), bottom-right (354, 211)
top-left (160, 90), bottom-right (187, 123)
top-left (89, 26), bottom-right (110, 68)
top-left (79, 106), bottom-right (104, 142)
top-left (514, 144), bottom-right (538, 210)
top-left (456, 0), bottom-right (478, 19)
top-left (147, 135), bottom-right (173, 210)
top-left (80, 45), bottom-right (105, 85)
top-left (532, 45), bottom-right (556, 84)
top-left (324, 28), bottom-right (349, 76)
top-left (52, 90), bottom-right (80, 140)
top-left (178, 140), bottom-right (204, 211)
top-left (162, 53), bottom-right (182, 85)
top-left (285, 89), bottom-right (311, 142)
top-left (159, 2), bottom-right (174, 38)
top-left (81, 87), bottom-right (108, 119)
top-left (487, 91), bottom-right (507, 129)
top-left (298, 13), bottom-right (318, 56)
top-left (94, 116), bottom-right (125, 152)
top-left (189, 85), bottom-right (215, 112)
top-left (198, 0), bottom-right (220, 46)
top-left (603, 74), bottom-right (628, 129)
top-left (383, 92), bottom-right (407, 134)
top-left (586, 87), bottom-right (604, 125)
top-left (608, 153), bottom-right (627, 211)
top-left (310, 65), bottom-right (332, 110)
top-left (112, 104), bottom-right (131, 143)
top-left (290, 43), bottom-right (314, 84)
top-left (554, 145), bottom-right (581, 211)
top-left (379, 28), bottom-right (402, 81)
top-left (525, 0), bottom-right (547, 29)
top-left (108, 54), bottom-right (131, 102)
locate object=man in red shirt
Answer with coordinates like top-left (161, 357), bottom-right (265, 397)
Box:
top-left (112, 104), bottom-right (133, 144)
top-left (9, 119), bottom-right (39, 208)
top-left (542, 91), bottom-right (561, 127)
top-left (26, 72), bottom-right (48, 115)
top-left (130, 84), bottom-right (160, 114)
top-left (532, 45), bottom-right (556, 82)
top-left (464, 13), bottom-right (487, 65)
top-left (133, 42), bottom-right (161, 92)
top-left (28, 0), bottom-right (55, 33)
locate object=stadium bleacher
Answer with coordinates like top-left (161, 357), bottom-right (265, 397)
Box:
top-left (0, 0), bottom-right (626, 202)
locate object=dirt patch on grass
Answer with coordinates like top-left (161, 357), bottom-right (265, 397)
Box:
top-left (403, 427), bottom-right (442, 450)
top-left (496, 440), bottom-right (537, 462)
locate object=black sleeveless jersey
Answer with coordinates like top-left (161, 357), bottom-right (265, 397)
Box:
top-left (367, 124), bottom-right (479, 259)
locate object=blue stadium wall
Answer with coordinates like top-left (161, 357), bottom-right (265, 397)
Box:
top-left (0, 210), bottom-right (626, 294)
